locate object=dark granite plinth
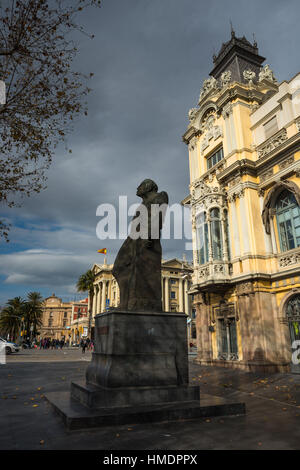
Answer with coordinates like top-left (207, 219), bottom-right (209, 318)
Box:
top-left (71, 380), bottom-right (200, 409)
top-left (85, 310), bottom-right (189, 388)
top-left (45, 391), bottom-right (246, 430)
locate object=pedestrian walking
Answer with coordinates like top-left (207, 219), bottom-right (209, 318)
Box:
top-left (81, 338), bottom-right (87, 354)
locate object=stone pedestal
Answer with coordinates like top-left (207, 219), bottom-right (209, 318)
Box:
top-left (46, 309), bottom-right (245, 429)
top-left (73, 309), bottom-right (199, 407)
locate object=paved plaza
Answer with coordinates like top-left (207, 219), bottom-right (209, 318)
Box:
top-left (1, 348), bottom-right (300, 450)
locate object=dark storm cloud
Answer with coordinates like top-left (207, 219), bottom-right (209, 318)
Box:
top-left (1, 0), bottom-right (300, 302)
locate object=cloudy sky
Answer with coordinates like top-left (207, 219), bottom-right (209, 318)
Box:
top-left (0, 0), bottom-right (299, 305)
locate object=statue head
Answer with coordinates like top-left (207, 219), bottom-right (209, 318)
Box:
top-left (136, 179), bottom-right (158, 197)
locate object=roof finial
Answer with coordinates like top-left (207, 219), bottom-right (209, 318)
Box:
top-left (252, 32), bottom-right (257, 48)
top-left (212, 46), bottom-right (217, 62)
top-left (230, 19), bottom-right (235, 38)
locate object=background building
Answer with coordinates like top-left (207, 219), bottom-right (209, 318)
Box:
top-left (182, 30), bottom-right (300, 373)
top-left (69, 298), bottom-right (89, 343)
top-left (40, 294), bottom-right (73, 341)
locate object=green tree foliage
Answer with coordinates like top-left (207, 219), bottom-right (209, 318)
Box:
top-left (76, 269), bottom-right (95, 337)
top-left (0, 291), bottom-right (43, 341)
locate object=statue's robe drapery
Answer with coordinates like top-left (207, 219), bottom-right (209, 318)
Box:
top-left (112, 191), bottom-right (168, 311)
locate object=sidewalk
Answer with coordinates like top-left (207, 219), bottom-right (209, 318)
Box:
top-left (1, 351), bottom-right (300, 449)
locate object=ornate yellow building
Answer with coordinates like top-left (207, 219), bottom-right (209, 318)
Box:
top-left (40, 294), bottom-right (73, 341)
top-left (182, 31), bottom-right (300, 373)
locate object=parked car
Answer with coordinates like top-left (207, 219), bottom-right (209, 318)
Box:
top-left (0, 337), bottom-right (20, 354)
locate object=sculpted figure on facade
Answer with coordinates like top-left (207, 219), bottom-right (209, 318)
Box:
top-left (258, 64), bottom-right (277, 83)
top-left (221, 70), bottom-right (232, 87)
top-left (188, 107), bottom-right (198, 122)
top-left (199, 77), bottom-right (218, 102)
top-left (243, 69), bottom-right (256, 85)
top-left (112, 179), bottom-right (168, 312)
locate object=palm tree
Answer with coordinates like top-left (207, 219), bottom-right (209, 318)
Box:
top-left (0, 297), bottom-right (25, 341)
top-left (76, 270), bottom-right (96, 338)
top-left (24, 292), bottom-right (43, 341)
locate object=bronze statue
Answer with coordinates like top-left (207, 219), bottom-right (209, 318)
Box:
top-left (112, 179), bottom-right (168, 311)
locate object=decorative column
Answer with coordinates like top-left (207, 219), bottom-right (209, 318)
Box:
top-left (184, 279), bottom-right (189, 315)
top-left (165, 277), bottom-right (169, 312)
top-left (107, 280), bottom-right (112, 309)
top-left (101, 280), bottom-right (107, 312)
top-left (179, 278), bottom-right (184, 312)
top-left (195, 293), bottom-right (212, 364)
top-left (207, 213), bottom-right (213, 263)
top-left (92, 288), bottom-right (96, 316)
top-left (221, 209), bottom-right (229, 263)
top-left (228, 195), bottom-right (241, 257)
top-left (161, 276), bottom-right (165, 311)
top-left (97, 284), bottom-right (101, 314)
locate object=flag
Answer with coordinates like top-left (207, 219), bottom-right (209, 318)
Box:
top-left (97, 248), bottom-right (107, 254)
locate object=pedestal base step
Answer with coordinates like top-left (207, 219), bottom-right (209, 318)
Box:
top-left (45, 391), bottom-right (246, 431)
top-left (71, 381), bottom-right (200, 408)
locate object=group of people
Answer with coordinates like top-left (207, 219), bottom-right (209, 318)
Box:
top-left (39, 338), bottom-right (69, 349)
top-left (36, 337), bottom-right (94, 351)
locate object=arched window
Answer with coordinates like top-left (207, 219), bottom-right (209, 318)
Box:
top-left (275, 190), bottom-right (300, 252)
top-left (210, 208), bottom-right (222, 260)
top-left (196, 212), bottom-right (209, 265)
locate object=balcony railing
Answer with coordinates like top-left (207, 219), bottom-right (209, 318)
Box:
top-left (277, 246), bottom-right (300, 269)
top-left (192, 260), bottom-right (231, 287)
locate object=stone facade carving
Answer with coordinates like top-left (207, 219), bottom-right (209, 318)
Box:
top-left (221, 70), bottom-right (232, 87)
top-left (260, 169), bottom-right (273, 182)
top-left (197, 266), bottom-right (209, 277)
top-left (228, 176), bottom-right (242, 188)
top-left (221, 103), bottom-right (233, 119)
top-left (193, 180), bottom-right (227, 204)
top-left (214, 264), bottom-right (224, 274)
top-left (278, 248), bottom-right (300, 268)
top-left (199, 77), bottom-right (218, 102)
top-left (278, 155), bottom-right (294, 170)
top-left (294, 166), bottom-right (300, 178)
top-left (228, 189), bottom-right (245, 202)
top-left (188, 107), bottom-right (198, 122)
top-left (200, 114), bottom-right (223, 152)
top-left (188, 136), bottom-right (197, 152)
top-left (236, 282), bottom-right (254, 295)
top-left (243, 69), bottom-right (256, 85)
top-left (258, 64), bottom-right (277, 83)
top-left (257, 128), bottom-right (288, 159)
